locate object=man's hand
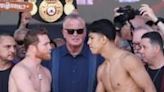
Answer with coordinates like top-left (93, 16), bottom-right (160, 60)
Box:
top-left (139, 4), bottom-right (158, 22)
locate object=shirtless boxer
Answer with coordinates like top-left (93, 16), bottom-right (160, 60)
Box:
top-left (87, 19), bottom-right (156, 92)
top-left (9, 28), bottom-right (52, 92)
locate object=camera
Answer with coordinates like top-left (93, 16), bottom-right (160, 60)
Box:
top-left (117, 5), bottom-right (140, 20)
top-left (114, 5), bottom-right (140, 30)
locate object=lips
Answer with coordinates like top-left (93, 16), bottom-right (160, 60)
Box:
top-left (72, 38), bottom-right (80, 42)
top-left (8, 54), bottom-right (15, 58)
top-left (89, 46), bottom-right (93, 50)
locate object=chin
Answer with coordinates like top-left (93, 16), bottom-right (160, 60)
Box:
top-left (90, 50), bottom-right (98, 54)
top-left (40, 54), bottom-right (50, 60)
top-left (46, 55), bottom-right (51, 60)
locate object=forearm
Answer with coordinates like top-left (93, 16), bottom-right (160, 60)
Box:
top-left (18, 22), bottom-right (28, 29)
top-left (151, 17), bottom-right (164, 37)
top-left (154, 19), bottom-right (164, 39)
top-left (157, 22), bottom-right (164, 34)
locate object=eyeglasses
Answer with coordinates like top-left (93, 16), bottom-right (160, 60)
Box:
top-left (65, 29), bottom-right (84, 35)
top-left (16, 40), bottom-right (24, 45)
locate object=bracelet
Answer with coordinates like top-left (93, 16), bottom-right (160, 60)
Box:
top-left (154, 19), bottom-right (161, 25)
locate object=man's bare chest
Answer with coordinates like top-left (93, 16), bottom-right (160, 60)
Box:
top-left (29, 72), bottom-right (51, 92)
top-left (101, 62), bottom-right (128, 90)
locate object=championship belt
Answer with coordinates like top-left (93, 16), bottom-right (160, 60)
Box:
top-left (64, 0), bottom-right (75, 15)
top-left (39, 0), bottom-right (63, 23)
top-left (28, 0), bottom-right (37, 15)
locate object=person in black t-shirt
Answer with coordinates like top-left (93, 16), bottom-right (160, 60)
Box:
top-left (0, 34), bottom-right (16, 92)
top-left (139, 32), bottom-right (164, 92)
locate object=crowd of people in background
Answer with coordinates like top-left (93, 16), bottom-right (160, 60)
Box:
top-left (0, 2), bottom-right (164, 92)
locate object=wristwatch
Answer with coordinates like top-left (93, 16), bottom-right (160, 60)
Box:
top-left (154, 18), bottom-right (161, 25)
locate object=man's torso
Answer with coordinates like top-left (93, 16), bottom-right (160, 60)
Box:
top-left (51, 44), bottom-right (103, 92)
top-left (10, 63), bottom-right (51, 92)
top-left (100, 52), bottom-right (142, 92)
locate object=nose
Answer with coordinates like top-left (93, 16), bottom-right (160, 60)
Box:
top-left (87, 39), bottom-right (90, 45)
top-left (10, 46), bottom-right (16, 54)
top-left (48, 43), bottom-right (52, 50)
top-left (73, 31), bottom-right (78, 36)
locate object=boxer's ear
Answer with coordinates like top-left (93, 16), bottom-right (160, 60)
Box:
top-left (153, 44), bottom-right (161, 54)
top-left (102, 35), bottom-right (108, 44)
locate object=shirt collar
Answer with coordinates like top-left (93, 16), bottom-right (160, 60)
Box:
top-left (60, 44), bottom-right (89, 58)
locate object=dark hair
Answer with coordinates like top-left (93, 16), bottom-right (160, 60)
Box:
top-left (88, 19), bottom-right (116, 41)
top-left (142, 32), bottom-right (163, 51)
top-left (0, 33), bottom-right (13, 41)
top-left (114, 5), bottom-right (140, 30)
top-left (50, 39), bottom-right (57, 48)
top-left (24, 27), bottom-right (48, 50)
top-left (0, 33), bottom-right (12, 37)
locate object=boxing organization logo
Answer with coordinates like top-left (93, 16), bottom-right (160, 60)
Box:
top-left (39, 0), bottom-right (63, 23)
top-left (2, 0), bottom-right (76, 23)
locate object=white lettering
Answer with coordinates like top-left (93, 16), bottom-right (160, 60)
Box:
top-left (0, 2), bottom-right (28, 11)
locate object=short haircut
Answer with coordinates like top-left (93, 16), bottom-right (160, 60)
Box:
top-left (63, 13), bottom-right (86, 29)
top-left (88, 19), bottom-right (116, 41)
top-left (0, 33), bottom-right (13, 41)
top-left (142, 31), bottom-right (163, 51)
top-left (0, 33), bottom-right (12, 38)
top-left (0, 33), bottom-right (14, 44)
top-left (24, 27), bottom-right (48, 50)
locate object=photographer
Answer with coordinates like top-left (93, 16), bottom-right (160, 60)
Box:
top-left (113, 5), bottom-right (143, 53)
top-left (140, 4), bottom-right (164, 39)
top-left (139, 4), bottom-right (164, 92)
